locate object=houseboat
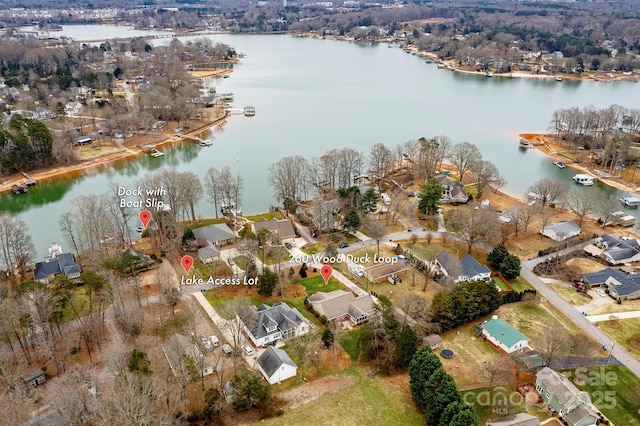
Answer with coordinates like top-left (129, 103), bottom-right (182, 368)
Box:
top-left (620, 195), bottom-right (640, 207)
top-left (519, 139), bottom-right (532, 149)
top-left (572, 174), bottom-right (596, 186)
top-left (244, 106), bottom-right (256, 117)
top-left (553, 161), bottom-right (566, 168)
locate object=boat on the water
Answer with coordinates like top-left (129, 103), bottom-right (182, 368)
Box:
top-left (553, 161), bottom-right (566, 168)
top-left (572, 174), bottom-right (596, 186)
top-left (199, 140), bottom-right (213, 147)
top-left (519, 138), bottom-right (532, 149)
top-left (485, 72), bottom-right (494, 77)
top-left (620, 195), bottom-right (640, 207)
top-left (555, 76), bottom-right (564, 81)
top-left (244, 106), bottom-right (256, 117)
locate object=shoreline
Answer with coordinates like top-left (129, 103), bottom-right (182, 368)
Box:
top-left (0, 113), bottom-right (229, 195)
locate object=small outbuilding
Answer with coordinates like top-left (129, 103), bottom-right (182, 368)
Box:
top-left (256, 346), bottom-right (297, 385)
top-left (21, 367), bottom-right (46, 387)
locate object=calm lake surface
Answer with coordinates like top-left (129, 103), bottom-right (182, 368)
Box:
top-left (3, 26), bottom-right (640, 255)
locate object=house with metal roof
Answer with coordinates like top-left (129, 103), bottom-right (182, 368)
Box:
top-left (307, 290), bottom-right (376, 325)
top-left (535, 367), bottom-right (599, 426)
top-left (540, 220), bottom-right (581, 242)
top-left (236, 302), bottom-right (309, 347)
top-left (435, 251), bottom-right (491, 283)
top-left (481, 317), bottom-right (529, 354)
top-left (256, 346), bottom-right (297, 384)
top-left (582, 267), bottom-right (640, 300)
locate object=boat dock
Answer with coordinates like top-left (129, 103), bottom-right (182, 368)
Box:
top-left (12, 183), bottom-right (29, 194)
top-left (22, 172), bottom-right (36, 186)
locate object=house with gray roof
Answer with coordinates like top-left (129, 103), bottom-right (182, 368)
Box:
top-left (595, 234), bottom-right (640, 264)
top-left (535, 367), bottom-right (599, 426)
top-left (486, 413), bottom-right (539, 426)
top-left (256, 346), bottom-right (297, 384)
top-left (252, 218), bottom-right (296, 244)
top-left (540, 220), bottom-right (581, 242)
top-left (197, 244), bottom-right (220, 264)
top-left (435, 251), bottom-right (490, 283)
top-left (582, 267), bottom-right (640, 300)
top-left (482, 317), bottom-right (529, 354)
top-left (33, 244), bottom-right (81, 284)
top-left (307, 290), bottom-right (376, 325)
top-left (435, 174), bottom-right (468, 204)
top-left (193, 223), bottom-right (236, 246)
top-left (236, 302), bottom-right (309, 347)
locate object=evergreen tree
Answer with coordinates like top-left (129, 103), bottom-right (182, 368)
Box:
top-left (500, 254), bottom-right (522, 279)
top-left (439, 402), bottom-right (479, 426)
top-left (181, 227), bottom-right (196, 248)
top-left (343, 207), bottom-right (362, 234)
top-left (425, 368), bottom-right (461, 426)
top-left (418, 178), bottom-right (444, 216)
top-left (360, 187), bottom-right (379, 213)
top-left (299, 263), bottom-right (308, 278)
top-left (408, 346), bottom-right (442, 412)
top-left (128, 348), bottom-right (151, 375)
top-left (396, 324), bottom-right (417, 369)
top-left (487, 244), bottom-right (509, 268)
top-left (321, 328), bottom-right (334, 348)
top-left (257, 267), bottom-right (277, 296)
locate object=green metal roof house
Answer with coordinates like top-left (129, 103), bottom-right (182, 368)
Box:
top-left (482, 317), bottom-right (529, 354)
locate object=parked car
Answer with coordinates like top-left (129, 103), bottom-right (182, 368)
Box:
top-left (242, 344), bottom-right (254, 356)
top-left (596, 289), bottom-right (606, 297)
top-left (173, 126), bottom-right (184, 132)
top-left (339, 243), bottom-right (349, 249)
top-left (284, 242), bottom-right (293, 249)
top-left (228, 258), bottom-right (234, 266)
top-left (221, 344), bottom-right (232, 357)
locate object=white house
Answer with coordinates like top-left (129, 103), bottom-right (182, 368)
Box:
top-left (540, 220), bottom-right (581, 242)
top-left (256, 346), bottom-right (297, 384)
top-left (236, 302), bottom-right (309, 347)
top-left (481, 317), bottom-right (529, 354)
top-left (64, 101), bottom-right (83, 116)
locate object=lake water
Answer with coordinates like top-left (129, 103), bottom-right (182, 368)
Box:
top-left (3, 26), bottom-right (640, 255)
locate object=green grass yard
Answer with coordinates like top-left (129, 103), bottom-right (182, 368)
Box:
top-left (598, 318), bottom-right (640, 358)
top-left (492, 276), bottom-right (510, 292)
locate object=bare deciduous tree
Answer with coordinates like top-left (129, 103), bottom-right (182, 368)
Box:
top-left (447, 141), bottom-right (481, 181)
top-left (448, 203), bottom-right (501, 253)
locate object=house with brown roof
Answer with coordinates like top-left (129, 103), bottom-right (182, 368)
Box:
top-left (252, 218), bottom-right (296, 244)
top-left (364, 261), bottom-right (408, 284)
top-left (435, 174), bottom-right (469, 204)
top-left (307, 290), bottom-right (376, 325)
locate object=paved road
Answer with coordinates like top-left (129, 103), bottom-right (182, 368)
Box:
top-left (522, 255), bottom-right (640, 380)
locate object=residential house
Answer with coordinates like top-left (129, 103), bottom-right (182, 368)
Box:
top-left (582, 268), bottom-right (640, 300)
top-left (435, 174), bottom-right (468, 204)
top-left (435, 251), bottom-right (491, 283)
top-left (594, 234), bottom-right (640, 264)
top-left (391, 172), bottom-right (414, 188)
top-left (364, 261), bottom-right (408, 284)
top-left (307, 290), bottom-right (376, 325)
top-left (162, 334), bottom-right (214, 378)
top-left (535, 367), bottom-right (599, 426)
top-left (252, 218), bottom-right (296, 245)
top-left (193, 223), bottom-right (236, 246)
top-left (311, 198), bottom-right (340, 233)
top-left (32, 107), bottom-right (55, 120)
top-left (486, 413), bottom-right (540, 426)
top-left (197, 244), bottom-right (220, 264)
top-left (21, 367), bottom-right (46, 388)
top-left (64, 101), bottom-right (83, 116)
top-left (422, 334), bottom-right (442, 350)
top-left (256, 346), bottom-right (298, 384)
top-left (121, 247), bottom-right (154, 273)
top-left (540, 220), bottom-right (581, 242)
top-left (236, 302), bottom-right (309, 347)
top-left (481, 317), bottom-right (529, 354)
top-left (33, 243), bottom-right (82, 284)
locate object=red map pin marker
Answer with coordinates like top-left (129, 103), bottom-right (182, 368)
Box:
top-left (320, 265), bottom-right (333, 284)
top-left (181, 255), bottom-right (194, 275)
top-left (139, 210), bottom-right (152, 229)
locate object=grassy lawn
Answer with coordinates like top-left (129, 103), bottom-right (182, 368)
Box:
top-left (261, 374), bottom-right (424, 426)
top-left (549, 283), bottom-right (591, 306)
top-left (461, 387), bottom-right (549, 425)
top-left (258, 246), bottom-right (289, 265)
top-left (184, 217), bottom-right (226, 230)
top-left (193, 260), bottom-right (230, 278)
top-left (233, 255), bottom-right (250, 270)
top-left (297, 275), bottom-right (343, 295)
top-left (507, 276), bottom-right (533, 292)
top-left (565, 366), bottom-right (640, 426)
top-left (300, 243), bottom-right (326, 255)
top-left (492, 276), bottom-right (510, 292)
top-left (244, 211), bottom-right (283, 222)
top-left (598, 318), bottom-right (640, 358)
top-left (340, 327), bottom-right (363, 360)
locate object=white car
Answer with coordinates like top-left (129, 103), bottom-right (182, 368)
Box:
top-left (596, 289), bottom-right (606, 297)
top-left (242, 344), bottom-right (254, 356)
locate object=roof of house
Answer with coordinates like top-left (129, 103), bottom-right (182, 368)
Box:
top-left (20, 367), bottom-right (45, 383)
top-left (486, 413), bottom-right (539, 426)
top-left (435, 251), bottom-right (453, 270)
top-left (193, 223), bottom-right (235, 244)
top-left (257, 346), bottom-right (297, 379)
top-left (563, 403), bottom-right (598, 425)
top-left (423, 334), bottom-right (442, 347)
top-left (391, 172), bottom-right (414, 186)
top-left (536, 367), bottom-right (593, 410)
top-left (197, 244), bottom-right (220, 260)
top-left (307, 290), bottom-right (375, 321)
top-left (460, 253), bottom-right (491, 278)
top-left (582, 267), bottom-right (640, 297)
top-left (597, 234), bottom-right (640, 263)
top-left (540, 220), bottom-right (581, 241)
top-left (483, 318), bottom-right (529, 347)
top-left (34, 252), bottom-right (80, 281)
top-left (364, 261), bottom-right (408, 279)
top-left (237, 302), bottom-right (307, 340)
top-left (253, 218), bottom-right (295, 239)
top-left (162, 333), bottom-right (213, 375)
